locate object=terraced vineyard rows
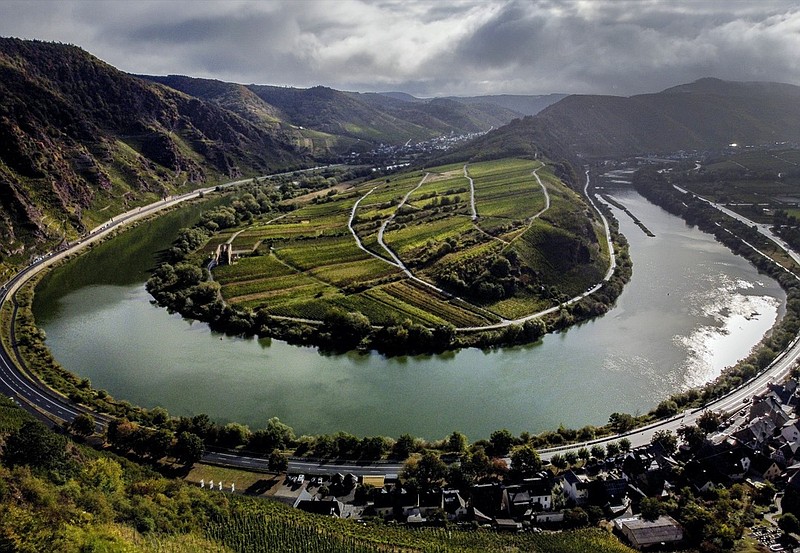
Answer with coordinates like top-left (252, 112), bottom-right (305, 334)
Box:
top-left (209, 158), bottom-right (610, 329)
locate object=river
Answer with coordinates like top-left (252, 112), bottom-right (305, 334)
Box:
top-left (32, 188), bottom-right (785, 440)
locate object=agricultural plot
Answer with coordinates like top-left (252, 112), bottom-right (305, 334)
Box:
top-left (210, 157), bottom-right (608, 329)
top-left (277, 235), bottom-right (373, 270)
top-left (680, 150), bottom-right (800, 223)
top-left (308, 258), bottom-right (400, 287)
top-left (470, 159), bottom-right (546, 226)
top-left (490, 294), bottom-right (553, 320)
top-left (214, 255), bottom-right (295, 285)
top-left (384, 216), bottom-right (474, 258)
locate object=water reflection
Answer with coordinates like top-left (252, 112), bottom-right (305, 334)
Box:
top-left (33, 189), bottom-right (785, 439)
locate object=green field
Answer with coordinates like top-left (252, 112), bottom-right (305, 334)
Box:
top-left (209, 158), bottom-right (609, 328)
top-left (682, 149), bottom-right (800, 224)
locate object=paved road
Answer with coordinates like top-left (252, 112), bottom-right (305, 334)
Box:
top-left (0, 168), bottom-right (329, 430)
top-left (675, 184), bottom-right (800, 266)
top-left (538, 186), bottom-right (800, 460)
top-left (2, 165), bottom-right (799, 479)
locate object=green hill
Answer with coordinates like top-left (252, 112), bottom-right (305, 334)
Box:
top-left (0, 38), bottom-right (306, 265)
top-left (442, 78), bottom-right (800, 168)
top-left (535, 77), bottom-right (800, 158)
top-left (248, 84), bottom-right (520, 144)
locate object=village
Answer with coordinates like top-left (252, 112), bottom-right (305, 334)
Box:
top-left (244, 373), bottom-right (800, 552)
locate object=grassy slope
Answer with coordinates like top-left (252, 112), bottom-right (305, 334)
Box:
top-left (211, 158), bottom-right (606, 326)
top-left (0, 396), bottom-right (635, 552)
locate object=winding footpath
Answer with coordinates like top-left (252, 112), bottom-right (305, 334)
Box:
top-left (458, 170), bottom-right (615, 331)
top-left (347, 166), bottom-right (610, 331)
top-left (464, 164), bottom-right (478, 220)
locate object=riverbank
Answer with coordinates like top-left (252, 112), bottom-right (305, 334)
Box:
top-left (26, 184), bottom-right (785, 441)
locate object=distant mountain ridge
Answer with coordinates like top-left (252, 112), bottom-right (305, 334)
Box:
top-left (142, 76), bottom-right (535, 154)
top-left (535, 77), bottom-right (800, 158)
top-left (444, 77), bottom-right (800, 167)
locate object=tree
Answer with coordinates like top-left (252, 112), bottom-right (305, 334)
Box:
top-left (608, 412), bottom-right (636, 433)
top-left (312, 435), bottom-right (336, 458)
top-left (509, 445), bottom-right (542, 481)
top-left (447, 431), bottom-right (468, 454)
top-left (3, 421), bottom-right (71, 475)
top-left (577, 447), bottom-right (590, 461)
top-left (323, 309), bottom-right (371, 350)
top-left (70, 413), bottom-right (96, 437)
top-left (269, 449), bottom-right (288, 473)
top-left (173, 431), bottom-right (204, 465)
top-left (403, 452), bottom-right (447, 491)
top-left (697, 410), bottom-right (722, 433)
top-left (146, 428), bottom-right (175, 460)
top-left (779, 512), bottom-right (800, 535)
top-left (391, 433), bottom-right (418, 460)
top-left (107, 418), bottom-right (139, 450)
top-left (564, 507), bottom-right (589, 528)
top-left (80, 457), bottom-right (124, 495)
top-left (249, 417), bottom-right (296, 454)
top-left (218, 423), bottom-right (251, 448)
top-left (359, 436), bottom-right (387, 460)
top-left (677, 425), bottom-right (706, 450)
top-left (334, 432), bottom-right (360, 458)
top-left (550, 453), bottom-right (568, 471)
top-left (651, 430), bottom-right (678, 455)
top-left (654, 399), bottom-right (679, 418)
top-left (605, 442), bottom-right (620, 457)
top-left (590, 445), bottom-right (605, 459)
top-left (640, 497), bottom-right (662, 521)
top-left (460, 447), bottom-right (493, 484)
top-left (489, 428), bottom-right (515, 457)
top-left (565, 450), bottom-right (579, 466)
top-left (618, 438), bottom-right (632, 453)
top-left (149, 406), bottom-right (170, 426)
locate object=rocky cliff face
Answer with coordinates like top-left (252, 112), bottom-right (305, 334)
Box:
top-left (0, 38), bottom-right (305, 266)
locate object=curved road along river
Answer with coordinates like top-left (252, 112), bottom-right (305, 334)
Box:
top-left (1, 169), bottom-right (798, 476)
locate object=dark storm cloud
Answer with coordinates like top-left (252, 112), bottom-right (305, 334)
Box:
top-left (0, 0), bottom-right (798, 96)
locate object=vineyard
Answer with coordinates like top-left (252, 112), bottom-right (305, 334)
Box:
top-left (210, 158), bottom-right (610, 329)
top-left (201, 496), bottom-right (637, 553)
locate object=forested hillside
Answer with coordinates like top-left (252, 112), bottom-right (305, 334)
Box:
top-left (442, 78), bottom-right (800, 169)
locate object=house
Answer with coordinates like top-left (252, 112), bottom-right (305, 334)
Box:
top-left (781, 419), bottom-right (800, 444)
top-left (590, 475), bottom-right (628, 507)
top-left (371, 489), bottom-right (395, 519)
top-left (296, 498), bottom-right (345, 518)
top-left (418, 491), bottom-right (444, 518)
top-left (732, 416), bottom-right (776, 450)
top-left (683, 462), bottom-right (719, 493)
top-left (469, 483), bottom-right (503, 518)
top-left (750, 454), bottom-right (782, 482)
top-left (615, 515), bottom-right (683, 550)
top-left (442, 489), bottom-right (468, 521)
top-left (768, 379), bottom-right (799, 406)
top-left (534, 511), bottom-right (565, 524)
top-left (501, 479), bottom-right (553, 518)
top-left (370, 488), bottom-right (418, 520)
top-left (562, 470), bottom-right (590, 505)
top-left (361, 475), bottom-right (385, 488)
top-left (750, 395), bottom-right (792, 427)
top-left (494, 518), bottom-right (523, 531)
top-left (715, 449), bottom-right (751, 481)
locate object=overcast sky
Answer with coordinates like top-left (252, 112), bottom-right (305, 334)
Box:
top-left (1, 0), bottom-right (799, 97)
